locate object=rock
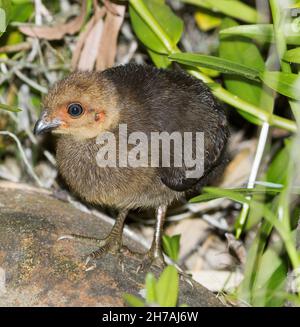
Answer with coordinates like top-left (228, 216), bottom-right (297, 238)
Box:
top-left (0, 181), bottom-right (224, 307)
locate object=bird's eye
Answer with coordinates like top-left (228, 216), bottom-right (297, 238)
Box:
top-left (67, 103), bottom-right (84, 118)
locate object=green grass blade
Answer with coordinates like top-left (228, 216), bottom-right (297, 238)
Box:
top-left (182, 0), bottom-right (259, 23)
top-left (123, 294), bottom-right (145, 307)
top-left (260, 71), bottom-right (300, 101)
top-left (220, 24), bottom-right (300, 45)
top-left (145, 273), bottom-right (157, 304)
top-left (162, 234), bottom-right (181, 262)
top-left (283, 47), bottom-right (300, 64)
top-left (0, 103), bottom-right (22, 112)
top-left (169, 53), bottom-right (261, 80)
top-left (156, 266), bottom-right (179, 307)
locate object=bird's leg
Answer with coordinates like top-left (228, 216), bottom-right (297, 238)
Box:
top-left (137, 205), bottom-right (167, 272)
top-left (59, 210), bottom-right (128, 265)
top-left (86, 209), bottom-right (129, 260)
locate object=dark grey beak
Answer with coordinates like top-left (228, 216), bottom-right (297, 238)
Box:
top-left (33, 111), bottom-right (61, 135)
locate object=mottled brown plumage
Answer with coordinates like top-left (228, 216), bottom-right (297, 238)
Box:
top-left (34, 64), bottom-right (229, 271)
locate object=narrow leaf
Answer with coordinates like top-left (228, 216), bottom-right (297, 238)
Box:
top-left (220, 24), bottom-right (300, 45)
top-left (283, 47), bottom-right (300, 64)
top-left (129, 0), bottom-right (183, 54)
top-left (190, 186), bottom-right (288, 204)
top-left (123, 294), bottom-right (145, 307)
top-left (145, 273), bottom-right (157, 304)
top-left (266, 140), bottom-right (292, 185)
top-left (0, 103), bottom-right (22, 112)
top-left (156, 266), bottom-right (179, 307)
top-left (148, 49), bottom-right (171, 68)
top-left (169, 53), bottom-right (261, 80)
top-left (182, 0), bottom-right (259, 23)
top-left (260, 71), bottom-right (300, 100)
top-left (162, 234), bottom-right (181, 262)
top-left (252, 248), bottom-right (287, 307)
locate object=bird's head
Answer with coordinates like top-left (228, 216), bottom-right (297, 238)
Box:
top-left (33, 71), bottom-right (119, 140)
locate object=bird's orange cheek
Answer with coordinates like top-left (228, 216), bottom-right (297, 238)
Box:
top-left (95, 111), bottom-right (106, 123)
top-left (59, 121), bottom-right (69, 129)
top-left (56, 107), bottom-right (70, 121)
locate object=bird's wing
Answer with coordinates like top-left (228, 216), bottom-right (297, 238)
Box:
top-left (159, 117), bottom-right (228, 192)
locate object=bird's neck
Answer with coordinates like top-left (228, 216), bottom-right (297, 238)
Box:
top-left (56, 135), bottom-right (100, 187)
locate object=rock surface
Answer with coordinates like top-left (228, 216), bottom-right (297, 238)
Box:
top-left (0, 181), bottom-right (223, 307)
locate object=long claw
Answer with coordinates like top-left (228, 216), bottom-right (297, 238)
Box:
top-left (136, 251), bottom-right (166, 273)
top-left (85, 255), bottom-right (92, 266)
top-left (85, 260), bottom-right (97, 272)
top-left (57, 234), bottom-right (75, 241)
top-left (57, 231), bottom-right (127, 271)
top-left (117, 254), bottom-right (125, 273)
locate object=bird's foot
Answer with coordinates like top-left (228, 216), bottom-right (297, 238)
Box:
top-left (58, 233), bottom-right (125, 271)
top-left (136, 249), bottom-right (167, 273)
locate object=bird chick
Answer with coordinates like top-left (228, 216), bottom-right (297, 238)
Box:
top-left (34, 64), bottom-right (229, 271)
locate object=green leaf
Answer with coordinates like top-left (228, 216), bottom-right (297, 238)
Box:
top-left (260, 71), bottom-right (300, 100)
top-left (190, 192), bottom-right (225, 203)
top-left (148, 49), bottom-right (171, 68)
top-left (156, 265), bottom-right (179, 307)
top-left (182, 0), bottom-right (259, 23)
top-left (11, 0), bottom-right (32, 3)
top-left (237, 228), bottom-right (263, 304)
top-left (145, 273), bottom-right (157, 304)
top-left (290, 2), bottom-right (300, 9)
top-left (129, 0), bottom-right (183, 54)
top-left (237, 221), bottom-right (274, 305)
top-left (0, 102), bottom-right (21, 112)
top-left (283, 47), bottom-right (300, 64)
top-left (189, 186), bottom-right (290, 204)
top-left (123, 294), bottom-right (145, 307)
top-left (6, 30), bottom-right (23, 45)
top-left (203, 187), bottom-right (300, 297)
top-left (162, 234), bottom-right (181, 262)
top-left (194, 9), bottom-right (222, 31)
top-left (10, 1), bottom-right (33, 22)
top-left (0, 0), bottom-right (12, 36)
top-left (266, 140), bottom-right (292, 185)
top-left (169, 53), bottom-right (261, 81)
top-left (219, 18), bottom-right (272, 125)
top-left (252, 248), bottom-right (287, 307)
top-left (195, 187), bottom-right (251, 205)
top-left (220, 24), bottom-right (300, 45)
